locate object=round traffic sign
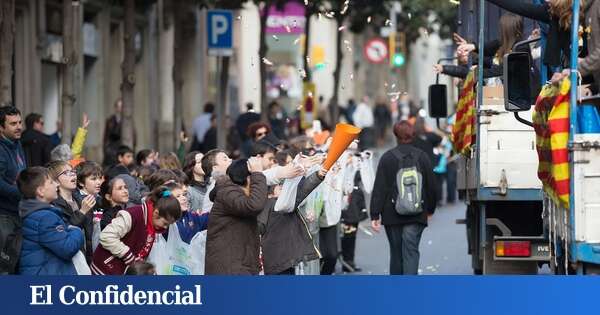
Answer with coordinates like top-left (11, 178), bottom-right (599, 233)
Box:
top-left (364, 38), bottom-right (388, 64)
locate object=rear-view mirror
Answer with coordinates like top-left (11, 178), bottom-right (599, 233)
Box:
top-left (503, 52), bottom-right (532, 112)
top-left (428, 84), bottom-right (448, 118)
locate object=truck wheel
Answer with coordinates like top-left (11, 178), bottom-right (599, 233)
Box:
top-left (483, 233), bottom-right (538, 275)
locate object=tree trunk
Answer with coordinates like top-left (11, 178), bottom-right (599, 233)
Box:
top-left (258, 1), bottom-right (271, 119)
top-left (121, 0), bottom-right (136, 149)
top-left (217, 56), bottom-right (230, 150)
top-left (330, 16), bottom-right (344, 126)
top-left (0, 0), bottom-right (15, 106)
top-left (301, 7), bottom-right (312, 83)
top-left (173, 0), bottom-right (185, 151)
top-left (61, 0), bottom-right (76, 144)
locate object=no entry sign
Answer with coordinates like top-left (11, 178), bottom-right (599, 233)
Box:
top-left (364, 38), bottom-right (388, 64)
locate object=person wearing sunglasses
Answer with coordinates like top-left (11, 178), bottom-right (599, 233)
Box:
top-left (48, 160), bottom-right (97, 263)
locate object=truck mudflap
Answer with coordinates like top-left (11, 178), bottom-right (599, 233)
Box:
top-left (493, 235), bottom-right (550, 261)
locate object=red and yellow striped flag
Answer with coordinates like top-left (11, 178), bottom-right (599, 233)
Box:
top-left (452, 68), bottom-right (477, 155)
top-left (532, 79), bottom-right (571, 208)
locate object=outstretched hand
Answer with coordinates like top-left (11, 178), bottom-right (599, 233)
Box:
top-left (81, 113), bottom-right (90, 129)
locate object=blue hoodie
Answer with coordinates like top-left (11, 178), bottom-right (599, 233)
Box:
top-left (0, 136), bottom-right (25, 215)
top-left (19, 199), bottom-right (84, 275)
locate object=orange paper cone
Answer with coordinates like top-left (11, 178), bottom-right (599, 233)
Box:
top-left (322, 123), bottom-right (362, 170)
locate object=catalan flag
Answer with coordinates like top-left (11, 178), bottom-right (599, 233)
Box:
top-left (452, 68), bottom-right (477, 155)
top-left (532, 79), bottom-right (571, 208)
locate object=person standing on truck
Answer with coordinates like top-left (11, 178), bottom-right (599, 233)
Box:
top-left (482, 0), bottom-right (586, 83)
top-left (370, 121), bottom-right (437, 275)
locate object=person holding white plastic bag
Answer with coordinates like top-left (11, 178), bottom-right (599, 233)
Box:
top-left (148, 181), bottom-right (208, 275)
top-left (257, 152), bottom-right (327, 275)
top-left (319, 151), bottom-right (351, 275)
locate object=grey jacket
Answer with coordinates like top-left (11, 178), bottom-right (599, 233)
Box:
top-left (258, 172), bottom-right (323, 274)
top-left (580, 0), bottom-right (600, 90)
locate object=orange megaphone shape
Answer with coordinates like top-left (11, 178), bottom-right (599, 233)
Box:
top-left (322, 123), bottom-right (362, 171)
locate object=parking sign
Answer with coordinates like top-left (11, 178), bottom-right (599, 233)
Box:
top-left (207, 10), bottom-right (233, 56)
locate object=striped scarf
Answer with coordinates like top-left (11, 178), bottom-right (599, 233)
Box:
top-left (451, 68), bottom-right (477, 155)
top-left (532, 79), bottom-right (571, 208)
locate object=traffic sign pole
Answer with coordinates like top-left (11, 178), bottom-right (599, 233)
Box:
top-left (207, 10), bottom-right (234, 149)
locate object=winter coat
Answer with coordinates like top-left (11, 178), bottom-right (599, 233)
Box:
top-left (370, 144), bottom-right (437, 226)
top-left (52, 194), bottom-right (94, 263)
top-left (204, 173), bottom-right (268, 275)
top-left (91, 202), bottom-right (154, 275)
top-left (18, 199), bottom-right (84, 275)
top-left (258, 172), bottom-right (323, 275)
top-left (0, 136), bottom-right (25, 216)
top-left (21, 129), bottom-right (54, 167)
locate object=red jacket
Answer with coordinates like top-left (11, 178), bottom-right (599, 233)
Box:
top-left (91, 203), bottom-right (153, 275)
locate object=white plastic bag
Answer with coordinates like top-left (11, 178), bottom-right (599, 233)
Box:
top-left (359, 152), bottom-right (375, 194)
top-left (320, 166), bottom-right (344, 228)
top-left (147, 224), bottom-right (206, 275)
top-left (274, 157), bottom-right (304, 213)
top-left (72, 251), bottom-right (91, 275)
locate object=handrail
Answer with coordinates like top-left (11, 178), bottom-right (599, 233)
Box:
top-left (568, 0), bottom-right (581, 252)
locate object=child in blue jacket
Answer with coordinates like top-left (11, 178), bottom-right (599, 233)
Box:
top-left (17, 167), bottom-right (84, 275)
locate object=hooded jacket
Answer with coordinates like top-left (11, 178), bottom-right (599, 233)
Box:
top-left (205, 173), bottom-right (268, 275)
top-left (0, 136), bottom-right (25, 216)
top-left (18, 199), bottom-right (84, 275)
top-left (258, 172), bottom-right (323, 275)
top-left (21, 129), bottom-right (53, 167)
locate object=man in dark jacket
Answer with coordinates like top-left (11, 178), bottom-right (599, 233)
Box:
top-left (0, 105), bottom-right (26, 274)
top-left (370, 121), bottom-right (437, 275)
top-left (21, 113), bottom-right (54, 167)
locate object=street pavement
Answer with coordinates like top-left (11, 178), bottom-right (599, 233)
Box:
top-left (348, 202), bottom-right (472, 275)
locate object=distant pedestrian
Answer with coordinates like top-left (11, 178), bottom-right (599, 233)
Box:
top-left (191, 103), bottom-right (215, 152)
top-left (236, 103), bottom-right (261, 143)
top-left (21, 113), bottom-right (54, 167)
top-left (370, 121), bottom-right (437, 275)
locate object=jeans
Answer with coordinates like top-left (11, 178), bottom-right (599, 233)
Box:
top-left (384, 223), bottom-right (426, 275)
top-left (0, 213), bottom-right (22, 275)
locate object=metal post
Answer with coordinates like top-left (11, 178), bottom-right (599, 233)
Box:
top-left (568, 0), bottom-right (581, 257)
top-left (475, 0), bottom-right (485, 198)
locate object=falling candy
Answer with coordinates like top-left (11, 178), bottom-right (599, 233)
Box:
top-left (304, 0), bottom-right (308, 5)
top-left (294, 37), bottom-right (301, 45)
top-left (385, 19), bottom-right (391, 26)
top-left (272, 35), bottom-right (279, 41)
top-left (367, 16), bottom-right (372, 23)
top-left (284, 24), bottom-right (291, 33)
top-left (338, 26), bottom-right (345, 31)
top-left (236, 15), bottom-right (241, 20)
top-left (262, 58), bottom-right (273, 66)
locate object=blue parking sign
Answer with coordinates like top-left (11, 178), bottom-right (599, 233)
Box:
top-left (207, 10), bottom-right (233, 56)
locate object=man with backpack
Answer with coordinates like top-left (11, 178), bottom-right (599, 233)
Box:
top-left (370, 121), bottom-right (437, 275)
